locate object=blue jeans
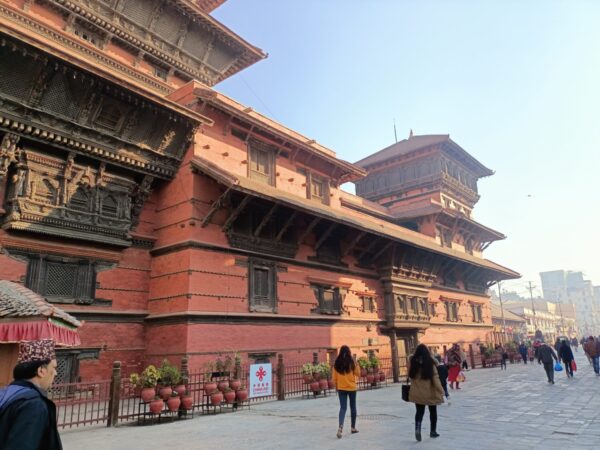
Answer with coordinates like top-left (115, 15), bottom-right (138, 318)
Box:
top-left (593, 356), bottom-right (600, 374)
top-left (338, 390), bottom-right (357, 428)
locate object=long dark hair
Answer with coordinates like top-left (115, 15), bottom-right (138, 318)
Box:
top-left (409, 344), bottom-right (434, 381)
top-left (334, 345), bottom-right (355, 374)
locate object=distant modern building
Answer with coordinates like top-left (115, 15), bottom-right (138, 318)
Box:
top-left (540, 270), bottom-right (600, 336)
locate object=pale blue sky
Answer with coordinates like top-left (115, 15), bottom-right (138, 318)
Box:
top-left (213, 1), bottom-right (600, 294)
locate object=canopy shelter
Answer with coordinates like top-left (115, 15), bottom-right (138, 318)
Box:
top-left (0, 280), bottom-right (82, 385)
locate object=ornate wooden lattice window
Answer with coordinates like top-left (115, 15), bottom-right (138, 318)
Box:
top-left (445, 301), bottom-right (459, 322)
top-left (311, 284), bottom-right (342, 315)
top-left (248, 139), bottom-right (275, 185)
top-left (25, 255), bottom-right (96, 304)
top-left (471, 303), bottom-right (483, 323)
top-left (248, 259), bottom-right (277, 312)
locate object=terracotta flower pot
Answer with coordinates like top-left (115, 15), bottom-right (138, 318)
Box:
top-left (167, 396), bottom-right (181, 412)
top-left (141, 387), bottom-right (156, 403)
top-left (360, 369), bottom-right (367, 377)
top-left (210, 391), bottom-right (223, 406)
top-left (230, 379), bottom-right (241, 391)
top-left (328, 379), bottom-right (335, 389)
top-left (159, 387), bottom-right (172, 401)
top-left (312, 372), bottom-right (321, 381)
top-left (310, 381), bottom-right (320, 392)
top-left (366, 374), bottom-right (375, 384)
top-left (217, 381), bottom-right (229, 392)
top-left (204, 382), bottom-right (217, 395)
top-left (174, 384), bottom-right (186, 396)
top-left (149, 399), bottom-right (164, 414)
top-left (302, 374), bottom-right (313, 384)
top-left (181, 395), bottom-right (193, 410)
top-left (224, 391), bottom-right (236, 404)
top-left (318, 379), bottom-right (328, 390)
top-left (236, 389), bottom-right (248, 402)
top-left (379, 372), bottom-right (386, 382)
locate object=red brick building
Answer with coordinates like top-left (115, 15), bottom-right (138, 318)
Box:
top-left (0, 0), bottom-right (518, 383)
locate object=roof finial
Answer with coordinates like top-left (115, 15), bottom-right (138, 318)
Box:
top-left (409, 129), bottom-right (414, 139)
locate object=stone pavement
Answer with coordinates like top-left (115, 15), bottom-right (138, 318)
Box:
top-left (62, 352), bottom-right (600, 450)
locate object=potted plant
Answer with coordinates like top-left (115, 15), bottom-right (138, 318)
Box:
top-left (158, 359), bottom-right (181, 400)
top-left (378, 370), bottom-right (386, 382)
top-left (149, 395), bottom-right (164, 414)
top-left (132, 365), bottom-right (159, 403)
top-left (210, 389), bottom-right (223, 406)
top-left (217, 380), bottom-right (230, 392)
top-left (181, 390), bottom-right (194, 410)
top-left (301, 363), bottom-right (314, 384)
top-left (236, 386), bottom-right (248, 402)
top-left (230, 379), bottom-right (242, 391)
top-left (369, 355), bottom-right (380, 371)
top-left (167, 391), bottom-right (181, 412)
top-left (357, 357), bottom-right (370, 377)
top-left (203, 361), bottom-right (217, 395)
top-left (310, 379), bottom-right (320, 393)
top-left (317, 363), bottom-right (330, 390)
top-left (223, 387), bottom-right (236, 404)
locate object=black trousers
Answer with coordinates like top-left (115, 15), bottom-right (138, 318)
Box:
top-left (564, 360), bottom-right (574, 377)
top-left (543, 361), bottom-right (554, 382)
top-left (415, 404), bottom-right (437, 432)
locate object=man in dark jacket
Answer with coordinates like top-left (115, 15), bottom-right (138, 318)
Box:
top-left (518, 342), bottom-right (528, 364)
top-left (0, 340), bottom-right (62, 450)
top-left (537, 342), bottom-right (559, 384)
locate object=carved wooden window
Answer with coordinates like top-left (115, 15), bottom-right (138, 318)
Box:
top-left (73, 21), bottom-right (103, 48)
top-left (34, 179), bottom-right (58, 204)
top-left (248, 259), bottom-right (277, 312)
top-left (397, 295), bottom-right (406, 314)
top-left (408, 296), bottom-right (418, 313)
top-left (419, 298), bottom-right (428, 315)
top-left (102, 195), bottom-right (118, 217)
top-left (153, 65), bottom-right (169, 81)
top-left (471, 304), bottom-right (483, 323)
top-left (95, 103), bottom-right (122, 131)
top-left (445, 301), bottom-right (459, 322)
top-left (312, 284), bottom-right (341, 315)
top-left (70, 187), bottom-right (90, 212)
top-left (361, 296), bottom-right (375, 313)
top-left (25, 255), bottom-right (96, 304)
top-left (248, 140), bottom-right (274, 185)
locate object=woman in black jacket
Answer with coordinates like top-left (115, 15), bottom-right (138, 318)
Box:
top-left (558, 340), bottom-right (575, 378)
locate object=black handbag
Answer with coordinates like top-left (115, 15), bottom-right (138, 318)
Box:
top-left (401, 383), bottom-right (410, 402)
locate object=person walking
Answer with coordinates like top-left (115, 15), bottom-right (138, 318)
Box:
top-left (498, 345), bottom-right (508, 370)
top-left (408, 344), bottom-right (444, 441)
top-left (446, 344), bottom-right (462, 390)
top-left (558, 340), bottom-right (575, 378)
top-left (332, 345), bottom-right (360, 439)
top-left (518, 342), bottom-right (528, 364)
top-left (583, 336), bottom-right (600, 375)
top-left (0, 340), bottom-right (62, 450)
top-left (460, 348), bottom-right (469, 371)
top-left (537, 342), bottom-right (559, 384)
top-left (434, 355), bottom-right (449, 400)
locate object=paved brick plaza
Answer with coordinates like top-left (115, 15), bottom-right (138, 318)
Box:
top-left (62, 352), bottom-right (600, 450)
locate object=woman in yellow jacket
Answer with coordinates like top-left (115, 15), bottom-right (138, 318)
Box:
top-left (332, 345), bottom-right (361, 438)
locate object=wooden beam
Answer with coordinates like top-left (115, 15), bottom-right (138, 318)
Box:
top-left (367, 242), bottom-right (394, 266)
top-left (275, 210), bottom-right (298, 242)
top-left (297, 217), bottom-right (320, 245)
top-left (201, 187), bottom-right (231, 228)
top-left (253, 203), bottom-right (278, 237)
top-left (343, 231), bottom-right (366, 257)
top-left (314, 222), bottom-right (337, 250)
top-left (222, 195), bottom-right (252, 231)
top-left (356, 237), bottom-right (382, 261)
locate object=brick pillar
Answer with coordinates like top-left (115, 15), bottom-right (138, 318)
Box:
top-left (277, 354), bottom-right (285, 401)
top-left (107, 361), bottom-right (121, 427)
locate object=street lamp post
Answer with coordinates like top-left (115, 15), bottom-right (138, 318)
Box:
top-left (498, 281), bottom-right (507, 344)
